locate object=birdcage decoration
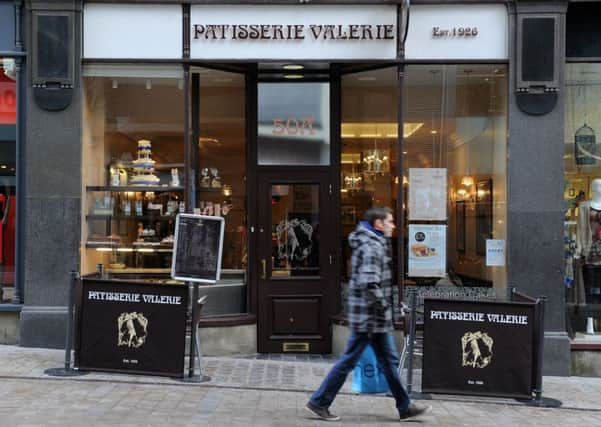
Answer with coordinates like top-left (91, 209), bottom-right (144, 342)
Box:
top-left (575, 123), bottom-right (596, 166)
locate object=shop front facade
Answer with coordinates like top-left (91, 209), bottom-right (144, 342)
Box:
top-left (16, 0), bottom-right (575, 376)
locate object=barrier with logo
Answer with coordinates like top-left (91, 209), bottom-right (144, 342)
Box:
top-left (422, 298), bottom-right (535, 399)
top-left (74, 275), bottom-right (189, 377)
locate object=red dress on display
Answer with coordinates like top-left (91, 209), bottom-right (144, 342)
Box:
top-left (2, 195), bottom-right (15, 285)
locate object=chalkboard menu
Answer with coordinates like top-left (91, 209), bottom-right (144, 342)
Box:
top-left (171, 214), bottom-right (224, 283)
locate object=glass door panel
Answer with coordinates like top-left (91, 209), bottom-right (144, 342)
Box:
top-left (270, 183), bottom-right (320, 278)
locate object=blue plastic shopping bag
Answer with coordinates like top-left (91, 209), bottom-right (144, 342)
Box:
top-left (351, 338), bottom-right (394, 394)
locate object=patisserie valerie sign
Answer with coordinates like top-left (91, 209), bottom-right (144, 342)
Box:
top-left (193, 23), bottom-right (394, 41)
top-left (190, 5), bottom-right (397, 60)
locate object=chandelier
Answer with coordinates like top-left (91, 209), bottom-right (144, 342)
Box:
top-left (363, 146), bottom-right (389, 174)
top-left (343, 164), bottom-right (363, 190)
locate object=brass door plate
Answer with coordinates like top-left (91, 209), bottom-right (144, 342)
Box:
top-left (283, 342), bottom-right (309, 352)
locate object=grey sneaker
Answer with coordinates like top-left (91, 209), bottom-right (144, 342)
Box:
top-left (305, 401), bottom-right (340, 421)
top-left (399, 403), bottom-right (431, 421)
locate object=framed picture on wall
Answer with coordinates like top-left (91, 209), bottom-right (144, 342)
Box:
top-left (476, 179), bottom-right (493, 256)
top-left (456, 201), bottom-right (466, 253)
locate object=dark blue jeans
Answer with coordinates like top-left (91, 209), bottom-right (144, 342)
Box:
top-left (309, 332), bottom-right (411, 415)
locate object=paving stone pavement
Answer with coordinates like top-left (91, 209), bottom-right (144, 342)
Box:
top-left (0, 345), bottom-right (600, 426)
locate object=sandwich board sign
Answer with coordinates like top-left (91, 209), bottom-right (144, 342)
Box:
top-left (171, 214), bottom-right (224, 283)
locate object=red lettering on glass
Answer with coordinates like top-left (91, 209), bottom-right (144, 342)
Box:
top-left (272, 116), bottom-right (315, 136)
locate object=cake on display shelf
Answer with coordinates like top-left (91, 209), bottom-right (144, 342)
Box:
top-left (130, 139), bottom-right (161, 186)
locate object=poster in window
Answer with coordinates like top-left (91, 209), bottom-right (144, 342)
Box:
top-left (486, 239), bottom-right (505, 266)
top-left (476, 179), bottom-right (493, 256)
top-left (171, 214), bottom-right (224, 283)
top-left (408, 224), bottom-right (447, 277)
top-left (409, 168), bottom-right (447, 221)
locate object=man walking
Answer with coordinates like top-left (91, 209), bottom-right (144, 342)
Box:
top-left (305, 207), bottom-right (430, 422)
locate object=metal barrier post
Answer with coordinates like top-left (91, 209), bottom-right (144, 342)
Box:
top-left (520, 294), bottom-right (561, 408)
top-left (406, 289), bottom-right (417, 394)
top-left (45, 271), bottom-right (88, 377)
top-left (179, 286), bottom-right (211, 383)
top-left (508, 284), bottom-right (516, 301)
top-left (188, 282), bottom-right (199, 377)
top-left (533, 296), bottom-right (546, 403)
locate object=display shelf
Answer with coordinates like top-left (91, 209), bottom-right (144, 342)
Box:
top-left (86, 214), bottom-right (179, 221)
top-left (85, 244), bottom-right (174, 252)
top-left (154, 162), bottom-right (184, 170)
top-left (197, 187), bottom-right (224, 193)
top-left (86, 186), bottom-right (184, 192)
top-left (105, 268), bottom-right (171, 274)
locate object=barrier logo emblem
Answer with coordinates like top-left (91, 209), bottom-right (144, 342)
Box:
top-left (117, 312), bottom-right (149, 348)
top-left (461, 331), bottom-right (493, 368)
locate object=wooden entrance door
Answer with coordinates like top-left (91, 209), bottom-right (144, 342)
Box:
top-left (257, 169), bottom-right (334, 353)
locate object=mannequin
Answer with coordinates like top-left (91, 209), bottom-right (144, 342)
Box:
top-left (576, 178), bottom-right (601, 308)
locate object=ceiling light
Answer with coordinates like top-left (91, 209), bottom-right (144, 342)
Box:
top-left (284, 74), bottom-right (304, 80)
top-left (341, 122), bottom-right (424, 139)
top-left (430, 130), bottom-right (438, 134)
top-left (198, 137), bottom-right (221, 146)
top-left (283, 64), bottom-right (304, 70)
top-left (461, 176), bottom-right (474, 187)
top-left (1, 165), bottom-right (7, 169)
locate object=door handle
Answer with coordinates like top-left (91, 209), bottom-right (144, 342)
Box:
top-left (261, 259), bottom-right (266, 279)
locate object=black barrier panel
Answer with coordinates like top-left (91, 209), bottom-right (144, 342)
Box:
top-left (422, 298), bottom-right (535, 399)
top-left (75, 279), bottom-right (188, 377)
top-left (172, 214), bottom-right (224, 283)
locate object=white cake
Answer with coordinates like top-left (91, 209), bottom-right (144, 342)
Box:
top-left (131, 139), bottom-right (160, 186)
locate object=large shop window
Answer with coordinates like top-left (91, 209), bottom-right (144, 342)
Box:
top-left (82, 65), bottom-right (185, 277)
top-left (403, 65), bottom-right (507, 293)
top-left (195, 67), bottom-right (247, 315)
top-left (340, 65), bottom-right (508, 297)
top-left (82, 65), bottom-right (248, 316)
top-left (0, 58), bottom-right (16, 304)
top-left (340, 68), bottom-right (399, 281)
top-left (565, 63), bottom-right (601, 340)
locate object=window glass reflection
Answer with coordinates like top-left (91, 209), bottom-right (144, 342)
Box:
top-left (258, 82), bottom-right (330, 165)
top-left (0, 58), bottom-right (16, 303)
top-left (403, 65), bottom-right (507, 290)
top-left (565, 63), bottom-right (601, 338)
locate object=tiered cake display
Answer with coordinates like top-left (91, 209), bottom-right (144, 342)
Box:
top-left (130, 139), bottom-right (160, 186)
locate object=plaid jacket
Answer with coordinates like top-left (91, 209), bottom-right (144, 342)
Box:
top-left (346, 223), bottom-right (393, 333)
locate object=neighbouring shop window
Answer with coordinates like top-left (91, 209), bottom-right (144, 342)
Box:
top-left (0, 58), bottom-right (17, 304)
top-left (340, 67), bottom-right (399, 282)
top-left (403, 65), bottom-right (508, 294)
top-left (82, 65), bottom-right (185, 276)
top-left (196, 67), bottom-right (247, 315)
top-left (258, 82), bottom-right (330, 165)
top-left (565, 63), bottom-right (601, 340)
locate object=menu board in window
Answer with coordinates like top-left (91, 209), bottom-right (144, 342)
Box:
top-left (171, 214), bottom-right (224, 283)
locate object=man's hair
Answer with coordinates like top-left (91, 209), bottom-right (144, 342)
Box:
top-left (363, 207), bottom-right (393, 226)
